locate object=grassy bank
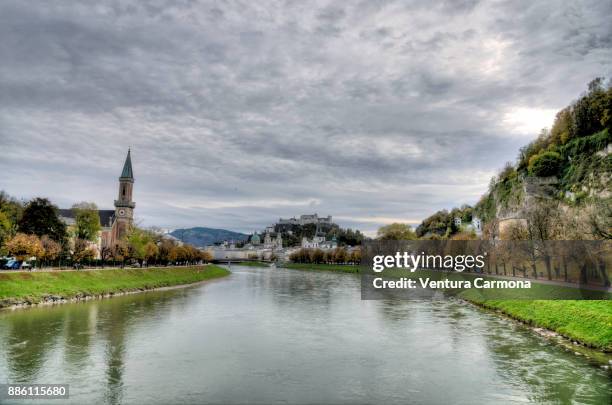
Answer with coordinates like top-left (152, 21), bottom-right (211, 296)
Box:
top-left (464, 298), bottom-right (612, 352)
top-left (282, 263), bottom-right (359, 273)
top-left (0, 265), bottom-right (230, 308)
top-left (284, 263), bottom-right (612, 351)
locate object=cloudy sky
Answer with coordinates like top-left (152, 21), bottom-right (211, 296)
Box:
top-left (1, 0), bottom-right (611, 235)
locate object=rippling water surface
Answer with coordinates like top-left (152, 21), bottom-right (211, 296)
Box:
top-left (0, 266), bottom-right (610, 404)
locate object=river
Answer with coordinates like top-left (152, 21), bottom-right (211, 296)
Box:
top-left (0, 266), bottom-right (610, 404)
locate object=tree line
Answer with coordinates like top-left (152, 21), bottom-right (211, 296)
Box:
top-left (289, 247), bottom-right (361, 264)
top-left (0, 192), bottom-right (211, 269)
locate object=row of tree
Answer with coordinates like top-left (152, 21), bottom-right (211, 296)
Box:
top-left (0, 192), bottom-right (212, 268)
top-left (0, 193), bottom-right (99, 252)
top-left (289, 247), bottom-right (361, 265)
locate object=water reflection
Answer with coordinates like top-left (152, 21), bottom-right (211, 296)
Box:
top-left (4, 309), bottom-right (64, 382)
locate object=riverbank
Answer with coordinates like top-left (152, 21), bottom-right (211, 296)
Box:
top-left (0, 265), bottom-right (230, 309)
top-left (282, 263), bottom-right (359, 273)
top-left (230, 261), bottom-right (271, 267)
top-left (282, 263), bottom-right (612, 352)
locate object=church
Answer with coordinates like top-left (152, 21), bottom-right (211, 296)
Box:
top-left (59, 149), bottom-right (135, 254)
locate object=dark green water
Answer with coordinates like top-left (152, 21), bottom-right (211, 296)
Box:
top-left (0, 266), bottom-right (610, 404)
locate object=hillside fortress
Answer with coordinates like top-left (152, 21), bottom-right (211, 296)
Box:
top-left (59, 149), bottom-right (135, 253)
top-left (278, 214), bottom-right (332, 226)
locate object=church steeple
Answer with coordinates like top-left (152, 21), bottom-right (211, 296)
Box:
top-left (120, 149), bottom-right (134, 180)
top-left (112, 149), bottom-right (135, 243)
top-left (115, 149), bottom-right (135, 208)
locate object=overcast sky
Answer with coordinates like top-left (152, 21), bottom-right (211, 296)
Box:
top-left (1, 0), bottom-right (611, 235)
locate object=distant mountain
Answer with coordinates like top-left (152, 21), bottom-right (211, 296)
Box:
top-left (170, 227), bottom-right (248, 247)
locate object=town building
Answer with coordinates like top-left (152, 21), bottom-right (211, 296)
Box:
top-left (453, 216), bottom-right (482, 236)
top-left (300, 224), bottom-right (337, 250)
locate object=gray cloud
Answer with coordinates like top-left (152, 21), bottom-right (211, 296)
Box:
top-left (1, 0), bottom-right (611, 235)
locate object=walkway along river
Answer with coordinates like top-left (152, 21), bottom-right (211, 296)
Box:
top-left (0, 265), bottom-right (610, 404)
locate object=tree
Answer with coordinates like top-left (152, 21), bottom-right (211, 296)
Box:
top-left (126, 228), bottom-right (155, 266)
top-left (201, 250), bottom-right (213, 263)
top-left (377, 223), bottom-right (417, 240)
top-left (349, 248), bottom-right (361, 264)
top-left (0, 211), bottom-right (12, 255)
top-left (450, 231), bottom-right (477, 240)
top-left (40, 235), bottom-right (61, 266)
top-left (0, 191), bottom-right (23, 228)
top-left (332, 247), bottom-right (347, 264)
top-left (310, 249), bottom-right (325, 264)
top-left (523, 200), bottom-right (563, 280)
top-left (113, 240), bottom-right (129, 267)
top-left (528, 151), bottom-right (563, 177)
top-left (72, 202), bottom-right (101, 241)
top-left (585, 199), bottom-right (612, 239)
top-left (144, 242), bottom-right (159, 266)
top-left (18, 198), bottom-right (67, 243)
top-left (6, 233), bottom-right (43, 261)
top-left (100, 245), bottom-right (113, 266)
top-left (72, 238), bottom-right (95, 264)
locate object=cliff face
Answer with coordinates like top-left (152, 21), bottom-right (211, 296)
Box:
top-left (477, 129), bottom-right (611, 239)
top-left (419, 79), bottom-right (612, 239)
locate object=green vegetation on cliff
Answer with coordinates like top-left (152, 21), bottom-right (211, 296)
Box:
top-left (417, 78), bottom-right (611, 238)
top-left (0, 265), bottom-right (230, 308)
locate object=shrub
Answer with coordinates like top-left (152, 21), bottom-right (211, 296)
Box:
top-left (528, 151), bottom-right (563, 177)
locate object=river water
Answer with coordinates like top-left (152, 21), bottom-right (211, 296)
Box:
top-left (0, 266), bottom-right (610, 404)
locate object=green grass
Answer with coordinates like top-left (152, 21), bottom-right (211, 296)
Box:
top-left (0, 265), bottom-right (230, 308)
top-left (231, 261), bottom-right (271, 267)
top-left (286, 263), bottom-right (612, 351)
top-left (282, 263), bottom-right (360, 273)
top-left (463, 299), bottom-right (612, 352)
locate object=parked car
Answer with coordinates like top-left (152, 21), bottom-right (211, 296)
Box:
top-left (4, 259), bottom-right (21, 270)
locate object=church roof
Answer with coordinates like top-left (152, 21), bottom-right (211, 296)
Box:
top-left (59, 209), bottom-right (116, 228)
top-left (120, 149), bottom-right (134, 179)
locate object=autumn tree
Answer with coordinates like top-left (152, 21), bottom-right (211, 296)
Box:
top-left (72, 238), bottom-right (95, 264)
top-left (201, 250), bottom-right (213, 263)
top-left (310, 248), bottom-right (325, 264)
top-left (331, 247), bottom-right (347, 264)
top-left (6, 233), bottom-right (44, 262)
top-left (40, 235), bottom-right (62, 267)
top-left (144, 242), bottom-right (159, 266)
top-left (349, 248), bottom-right (362, 264)
top-left (113, 240), bottom-right (129, 267)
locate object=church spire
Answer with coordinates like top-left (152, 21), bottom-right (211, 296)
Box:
top-left (120, 149), bottom-right (134, 180)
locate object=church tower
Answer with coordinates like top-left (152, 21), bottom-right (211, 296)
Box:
top-left (112, 149), bottom-right (135, 244)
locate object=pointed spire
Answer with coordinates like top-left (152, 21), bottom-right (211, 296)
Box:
top-left (120, 149), bottom-right (134, 179)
